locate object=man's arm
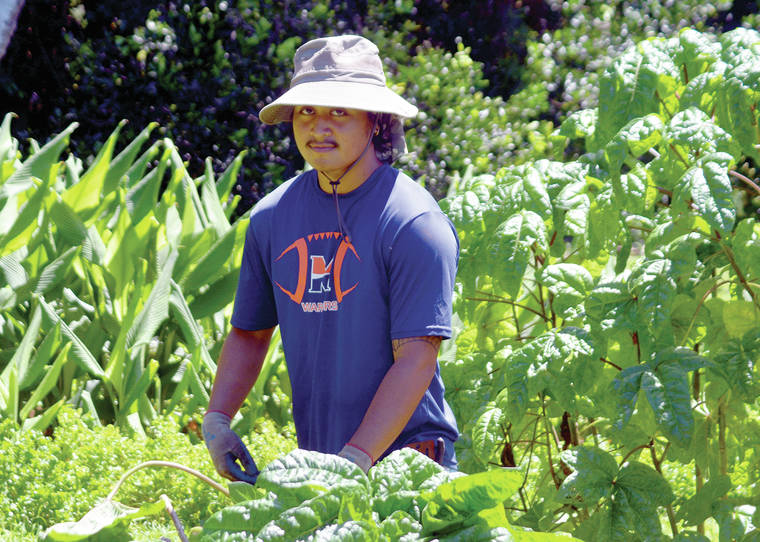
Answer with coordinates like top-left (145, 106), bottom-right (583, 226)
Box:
top-left (204, 325), bottom-right (275, 483)
top-left (344, 336), bottom-right (442, 466)
top-left (208, 325), bottom-right (276, 415)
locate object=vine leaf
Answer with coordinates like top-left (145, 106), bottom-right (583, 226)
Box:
top-left (672, 157), bottom-right (736, 234)
top-left (537, 263), bottom-right (594, 320)
top-left (560, 448), bottom-right (674, 541)
top-left (471, 403), bottom-right (505, 466)
top-left (503, 328), bottom-right (596, 423)
top-left (676, 474), bottom-right (732, 526)
top-left (612, 348), bottom-right (706, 448)
top-left (489, 210), bottom-right (546, 298)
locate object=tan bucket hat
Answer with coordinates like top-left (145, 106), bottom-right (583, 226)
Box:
top-left (259, 35), bottom-right (418, 125)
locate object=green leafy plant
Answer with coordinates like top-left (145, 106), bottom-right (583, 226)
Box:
top-left (0, 112), bottom-right (294, 430)
top-left (195, 448), bottom-right (580, 541)
top-left (0, 405), bottom-right (295, 540)
top-left (440, 27), bottom-right (760, 541)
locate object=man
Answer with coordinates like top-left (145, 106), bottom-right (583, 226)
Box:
top-left (203, 35), bottom-right (459, 483)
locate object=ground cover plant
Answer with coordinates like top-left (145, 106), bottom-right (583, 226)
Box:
top-left (440, 27), bottom-right (760, 540)
top-left (0, 405), bottom-right (295, 541)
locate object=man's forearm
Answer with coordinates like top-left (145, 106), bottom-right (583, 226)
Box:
top-left (208, 326), bottom-right (275, 416)
top-left (347, 337), bottom-right (440, 463)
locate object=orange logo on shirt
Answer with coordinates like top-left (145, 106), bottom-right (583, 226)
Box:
top-left (274, 232), bottom-right (360, 307)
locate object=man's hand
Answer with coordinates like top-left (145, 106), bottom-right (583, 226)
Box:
top-left (338, 443), bottom-right (373, 473)
top-left (203, 410), bottom-right (259, 484)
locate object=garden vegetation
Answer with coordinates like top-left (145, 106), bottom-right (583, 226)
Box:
top-left (1, 0), bottom-right (759, 540)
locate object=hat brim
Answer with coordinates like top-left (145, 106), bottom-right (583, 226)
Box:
top-left (259, 81), bottom-right (418, 125)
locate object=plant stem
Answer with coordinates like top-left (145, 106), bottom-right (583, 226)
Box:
top-left (718, 399), bottom-right (728, 476)
top-left (668, 143), bottom-right (690, 168)
top-left (692, 365), bottom-right (705, 531)
top-left (718, 239), bottom-right (760, 311)
top-left (541, 396), bottom-right (561, 489)
top-left (729, 169), bottom-right (760, 197)
top-left (107, 460), bottom-right (230, 501)
top-left (161, 494), bottom-right (189, 542)
top-left (599, 357), bottom-right (623, 371)
top-left (467, 293), bottom-right (548, 321)
top-left (648, 442), bottom-right (678, 537)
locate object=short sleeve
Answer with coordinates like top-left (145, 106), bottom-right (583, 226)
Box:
top-left (388, 211), bottom-right (459, 339)
top-left (230, 220), bottom-right (279, 330)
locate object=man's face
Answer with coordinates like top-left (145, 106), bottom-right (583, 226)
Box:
top-left (292, 105), bottom-right (375, 180)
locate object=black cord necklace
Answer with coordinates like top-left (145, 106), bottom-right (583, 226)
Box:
top-left (320, 118), bottom-right (379, 245)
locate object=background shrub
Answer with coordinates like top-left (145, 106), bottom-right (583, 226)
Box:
top-left (2, 0), bottom-right (758, 214)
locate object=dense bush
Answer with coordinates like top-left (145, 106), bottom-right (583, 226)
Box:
top-left (3, 0), bottom-right (757, 214)
top-left (1, 0), bottom-right (541, 214)
top-left (502, 0), bottom-right (760, 157)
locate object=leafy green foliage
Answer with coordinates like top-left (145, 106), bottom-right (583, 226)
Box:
top-left (0, 113), bottom-right (295, 430)
top-left (0, 405), bottom-right (295, 540)
top-left (442, 27), bottom-right (760, 540)
top-left (197, 448), bottom-right (577, 541)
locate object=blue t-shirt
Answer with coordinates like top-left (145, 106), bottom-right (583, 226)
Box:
top-left (231, 164), bottom-right (459, 459)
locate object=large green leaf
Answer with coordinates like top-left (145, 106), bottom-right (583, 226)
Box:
top-left (105, 122), bottom-right (158, 192)
top-left (19, 342), bottom-right (70, 421)
top-left (421, 469), bottom-right (522, 535)
top-left (604, 114), bottom-right (664, 175)
top-left (563, 449), bottom-right (673, 541)
top-left (1, 303), bottom-right (42, 394)
top-left (304, 520), bottom-right (380, 541)
top-left (201, 492), bottom-right (286, 536)
top-left (168, 280), bottom-right (216, 373)
top-left (178, 217), bottom-right (246, 294)
top-left (558, 447), bottom-right (618, 506)
top-left (537, 263), bottom-right (594, 320)
top-left (595, 38), bottom-right (678, 149)
top-left (0, 175), bottom-right (52, 256)
top-left (199, 158), bottom-right (230, 237)
top-left (628, 258), bottom-right (678, 351)
top-left (676, 474), bottom-right (732, 526)
top-left (731, 219), bottom-right (760, 283)
top-left (673, 28), bottom-right (722, 82)
top-left (40, 498), bottom-right (164, 542)
top-left (61, 121), bottom-right (124, 219)
top-left (370, 447), bottom-right (448, 521)
top-left (256, 449), bottom-right (369, 509)
top-left (471, 404), bottom-right (505, 466)
top-left (255, 490), bottom-right (345, 541)
top-left (38, 296), bottom-right (104, 378)
top-left (613, 348), bottom-right (705, 447)
top-left (488, 210), bottom-right (547, 298)
top-left (672, 158), bottom-right (735, 234)
top-left (665, 108), bottom-right (739, 161)
top-left (504, 328), bottom-right (597, 421)
top-left (1, 122), bottom-right (78, 200)
top-left (708, 330), bottom-right (760, 402)
top-left (126, 248), bottom-right (177, 349)
top-left (486, 165), bottom-right (552, 225)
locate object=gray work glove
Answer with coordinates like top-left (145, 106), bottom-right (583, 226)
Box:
top-left (338, 443), bottom-right (373, 474)
top-left (203, 411), bottom-right (259, 484)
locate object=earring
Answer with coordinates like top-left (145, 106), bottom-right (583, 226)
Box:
top-left (374, 128), bottom-right (380, 135)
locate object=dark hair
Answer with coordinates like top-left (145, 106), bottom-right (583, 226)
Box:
top-left (368, 112), bottom-right (395, 163)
